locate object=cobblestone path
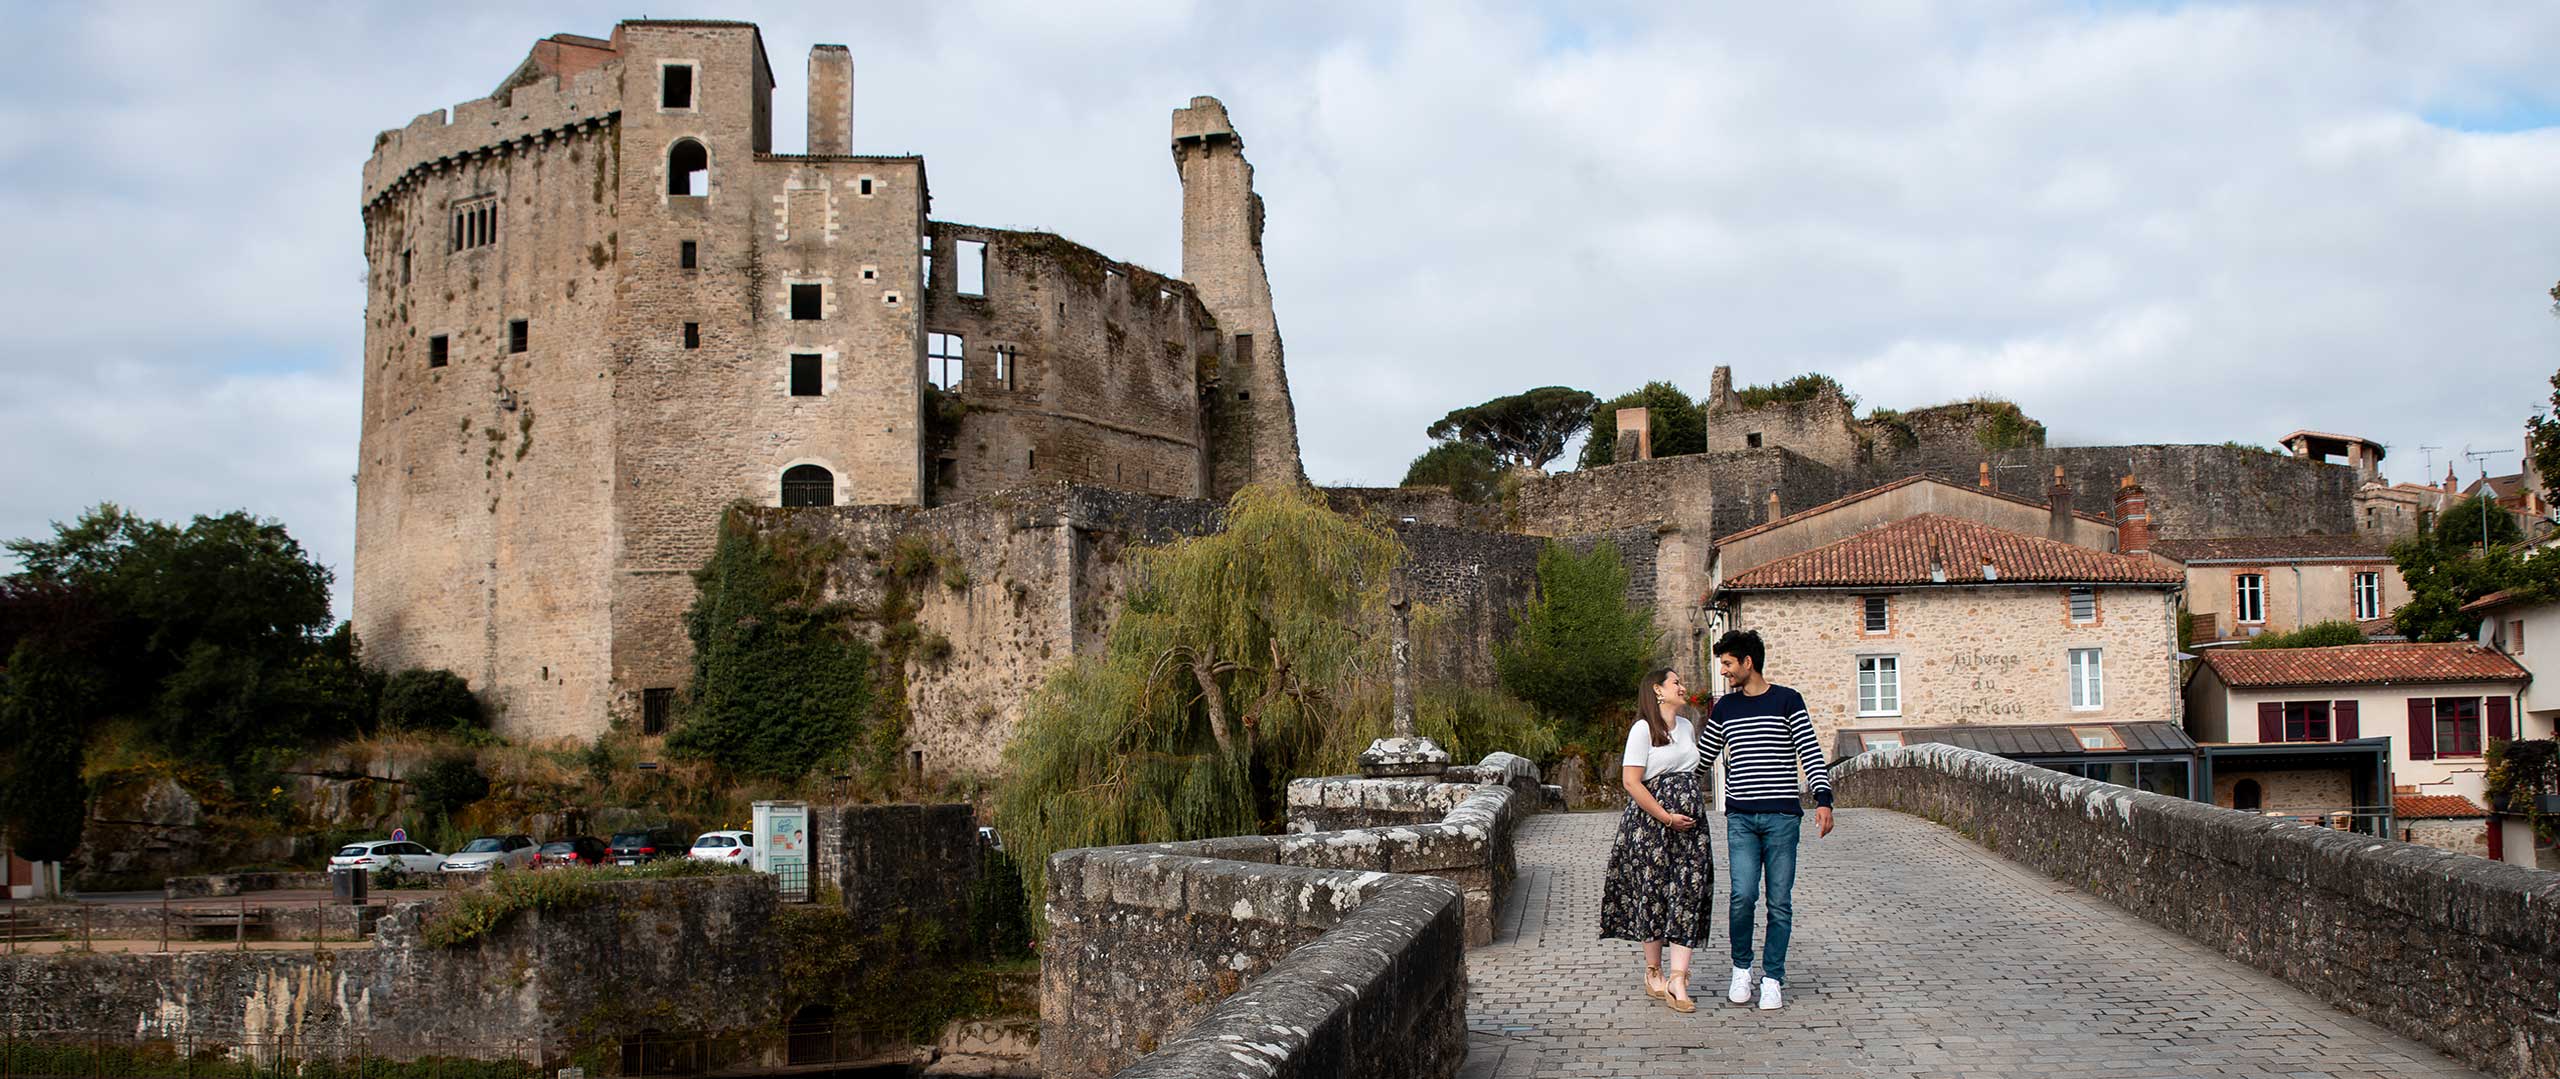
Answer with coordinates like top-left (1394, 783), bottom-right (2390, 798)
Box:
top-left (1460, 808), bottom-right (2482, 1078)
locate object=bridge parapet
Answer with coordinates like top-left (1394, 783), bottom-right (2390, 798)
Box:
top-left (1040, 752), bottom-right (1547, 1079)
top-left (1835, 742), bottom-right (2560, 1079)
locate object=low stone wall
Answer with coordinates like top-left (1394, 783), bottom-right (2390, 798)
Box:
top-left (812, 803), bottom-right (979, 942)
top-left (1041, 752), bottom-right (1542, 1079)
top-left (163, 871), bottom-right (331, 899)
top-left (1833, 744), bottom-right (2560, 1079)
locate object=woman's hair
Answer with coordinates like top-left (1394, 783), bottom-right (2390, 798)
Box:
top-left (1636, 667), bottom-right (1678, 747)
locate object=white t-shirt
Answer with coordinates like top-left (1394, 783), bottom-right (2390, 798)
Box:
top-left (1620, 714), bottom-right (1699, 782)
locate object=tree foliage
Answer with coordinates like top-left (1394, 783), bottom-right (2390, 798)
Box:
top-left (1732, 373), bottom-right (1853, 410)
top-left (2390, 497), bottom-right (2538, 643)
top-left (993, 483), bottom-right (1405, 907)
top-left (1576, 382), bottom-right (1710, 469)
top-left (2436, 492), bottom-right (2525, 551)
top-left (669, 507), bottom-right (877, 779)
top-left (1495, 540), bottom-right (1660, 730)
top-left (1400, 441), bottom-right (1501, 503)
top-left (2243, 620), bottom-right (2367, 649)
top-left (380, 668), bottom-right (485, 734)
top-left (1424, 386), bottom-right (1599, 470)
top-left (410, 753), bottom-right (492, 818)
top-left (1, 506), bottom-right (366, 799)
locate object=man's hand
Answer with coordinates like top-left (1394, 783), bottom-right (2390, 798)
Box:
top-left (1814, 806), bottom-right (1835, 838)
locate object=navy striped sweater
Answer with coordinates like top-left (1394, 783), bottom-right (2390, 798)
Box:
top-left (1700, 685), bottom-right (1834, 816)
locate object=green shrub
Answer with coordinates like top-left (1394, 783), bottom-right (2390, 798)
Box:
top-left (378, 668), bottom-right (483, 734)
top-left (2243, 620), bottom-right (2367, 649)
top-left (408, 754), bottom-right (489, 817)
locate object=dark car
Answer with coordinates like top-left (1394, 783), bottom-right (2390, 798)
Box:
top-left (534, 836), bottom-right (609, 869)
top-left (609, 828), bottom-right (681, 866)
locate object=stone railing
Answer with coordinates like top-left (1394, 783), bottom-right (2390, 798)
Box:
top-left (1040, 752), bottom-right (1549, 1079)
top-left (1834, 743), bottom-right (2560, 1079)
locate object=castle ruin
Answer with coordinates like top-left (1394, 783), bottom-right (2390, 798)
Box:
top-left (353, 21), bottom-right (1301, 740)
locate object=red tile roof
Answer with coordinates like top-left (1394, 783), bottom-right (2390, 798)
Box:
top-left (2150, 534), bottom-right (2388, 563)
top-left (2394, 794), bottom-right (2488, 819)
top-left (1714, 474), bottom-right (2113, 547)
top-left (1719, 514), bottom-right (2182, 590)
top-left (2198, 642), bottom-right (2527, 689)
top-left (2462, 589), bottom-right (2528, 614)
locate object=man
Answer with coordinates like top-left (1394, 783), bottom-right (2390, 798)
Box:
top-left (1701, 629), bottom-right (1835, 1010)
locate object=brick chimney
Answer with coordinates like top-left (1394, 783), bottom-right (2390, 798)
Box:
top-left (1978, 460), bottom-right (1992, 488)
top-left (2112, 475), bottom-right (2151, 555)
top-left (2443, 464), bottom-right (2458, 496)
top-left (1765, 490), bottom-right (1781, 524)
top-left (2047, 466), bottom-right (2073, 541)
top-left (807, 46), bottom-right (855, 155)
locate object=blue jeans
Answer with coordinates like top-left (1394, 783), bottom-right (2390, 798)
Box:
top-left (1727, 812), bottom-right (1802, 983)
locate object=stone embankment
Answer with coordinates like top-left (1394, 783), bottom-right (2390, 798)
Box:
top-left (1833, 743), bottom-right (2559, 1079)
top-left (1040, 752), bottom-right (1551, 1079)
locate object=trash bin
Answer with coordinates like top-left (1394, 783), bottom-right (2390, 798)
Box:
top-left (330, 867), bottom-right (369, 905)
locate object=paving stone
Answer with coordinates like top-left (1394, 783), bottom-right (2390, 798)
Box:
top-left (1464, 808), bottom-right (2485, 1077)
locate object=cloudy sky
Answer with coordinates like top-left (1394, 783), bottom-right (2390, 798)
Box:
top-left (4, 1), bottom-right (2558, 618)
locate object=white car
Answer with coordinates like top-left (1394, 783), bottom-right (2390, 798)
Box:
top-left (329, 840), bottom-right (444, 874)
top-left (440, 834), bottom-right (538, 874)
top-left (688, 830), bottom-right (755, 865)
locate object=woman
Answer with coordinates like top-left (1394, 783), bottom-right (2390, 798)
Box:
top-left (1598, 667), bottom-right (1714, 1012)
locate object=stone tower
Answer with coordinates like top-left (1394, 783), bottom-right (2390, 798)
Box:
top-left (1173, 97), bottom-right (1307, 500)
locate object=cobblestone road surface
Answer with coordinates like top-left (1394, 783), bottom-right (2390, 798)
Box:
top-left (1460, 808), bottom-right (2483, 1078)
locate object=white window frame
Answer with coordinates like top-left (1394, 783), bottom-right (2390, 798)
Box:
top-left (2235, 574), bottom-right (2265, 624)
top-left (2069, 647), bottom-right (2104, 711)
top-left (2067, 586), bottom-right (2097, 624)
top-left (2352, 572), bottom-right (2380, 622)
top-left (1856, 654), bottom-right (1901, 718)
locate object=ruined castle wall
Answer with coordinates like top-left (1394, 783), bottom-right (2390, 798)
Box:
top-left (921, 224), bottom-right (1220, 502)
top-left (1175, 98), bottom-right (1304, 501)
top-left (606, 24), bottom-right (931, 731)
top-left (1961, 446), bottom-right (2359, 539)
top-left (1708, 392), bottom-right (1863, 470)
top-left (353, 100), bottom-right (625, 741)
top-left (1322, 486), bottom-right (1496, 530)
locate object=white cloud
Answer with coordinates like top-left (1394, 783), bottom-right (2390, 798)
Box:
top-left (4, 2), bottom-right (2559, 619)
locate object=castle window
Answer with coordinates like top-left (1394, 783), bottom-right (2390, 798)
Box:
top-left (680, 241), bottom-right (698, 270)
top-left (781, 464), bottom-right (834, 508)
top-left (957, 240), bottom-right (987, 296)
top-left (858, 176), bottom-right (874, 197)
top-left (400, 249), bottom-right (412, 285)
top-left (790, 354), bottom-right (822, 397)
top-left (791, 284), bottom-right (823, 320)
top-left (1747, 433), bottom-right (1763, 448)
top-left (1027, 448), bottom-right (1036, 470)
top-left (661, 64), bottom-right (694, 110)
top-left (452, 198), bottom-right (497, 252)
top-left (928, 333), bottom-right (965, 390)
top-left (641, 688), bottom-right (673, 736)
top-left (508, 320), bottom-right (529, 354)
top-left (668, 139), bottom-right (709, 197)
top-left (428, 335), bottom-right (449, 368)
top-left (683, 323), bottom-right (700, 349)
top-left (921, 233), bottom-right (934, 289)
top-left (990, 346), bottom-right (1013, 390)
top-left (936, 458), bottom-right (957, 487)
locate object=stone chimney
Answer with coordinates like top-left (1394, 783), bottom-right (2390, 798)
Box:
top-left (1614, 407), bottom-right (1652, 463)
top-left (1765, 490), bottom-right (1781, 524)
top-left (807, 46), bottom-right (854, 156)
top-left (1978, 460), bottom-right (1992, 489)
top-left (2112, 475), bottom-right (2151, 555)
top-left (1708, 365), bottom-right (1736, 410)
top-left (2047, 466), bottom-right (2073, 541)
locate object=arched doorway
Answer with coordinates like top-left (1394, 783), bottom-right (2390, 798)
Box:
top-left (2233, 779), bottom-right (2263, 812)
top-left (781, 464), bottom-right (834, 507)
top-left (668, 139), bottom-right (709, 196)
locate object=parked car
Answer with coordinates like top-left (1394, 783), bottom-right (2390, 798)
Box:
top-left (440, 834), bottom-right (538, 874)
top-left (609, 828), bottom-right (681, 866)
top-left (688, 830), bottom-right (754, 865)
top-left (534, 836), bottom-right (609, 869)
top-left (329, 840), bottom-right (444, 874)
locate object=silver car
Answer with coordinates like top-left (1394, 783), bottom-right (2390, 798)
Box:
top-left (330, 840), bottom-right (444, 874)
top-left (439, 834), bottom-right (538, 874)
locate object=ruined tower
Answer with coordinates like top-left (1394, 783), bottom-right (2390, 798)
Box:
top-left (355, 23), bottom-right (1300, 741)
top-left (1173, 97), bottom-right (1307, 500)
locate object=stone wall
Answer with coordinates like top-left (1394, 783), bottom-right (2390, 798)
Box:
top-left (1041, 753), bottom-right (1542, 1079)
top-left (1954, 445), bottom-right (2358, 539)
top-left (1833, 743), bottom-right (2560, 1079)
top-left (1324, 486), bottom-right (1496, 530)
top-left (812, 802), bottom-right (978, 940)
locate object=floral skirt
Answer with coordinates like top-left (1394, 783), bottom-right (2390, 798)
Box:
top-left (1598, 769), bottom-right (1715, 948)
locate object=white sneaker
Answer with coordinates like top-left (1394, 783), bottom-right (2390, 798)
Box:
top-left (1757, 978), bottom-right (1784, 1010)
top-left (1727, 967), bottom-right (1754, 1004)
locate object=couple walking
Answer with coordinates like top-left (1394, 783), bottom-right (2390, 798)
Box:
top-left (1599, 630), bottom-right (1836, 1013)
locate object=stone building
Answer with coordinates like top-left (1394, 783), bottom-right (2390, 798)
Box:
top-left (352, 21), bottom-right (1301, 740)
top-left (1706, 476), bottom-right (2186, 754)
top-left (2150, 534), bottom-right (2408, 645)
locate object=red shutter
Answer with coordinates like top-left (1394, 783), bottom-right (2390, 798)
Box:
top-left (2487, 695), bottom-right (2513, 745)
top-left (2257, 701), bottom-right (2283, 743)
top-left (2333, 700), bottom-right (2358, 741)
top-left (2407, 698), bottom-right (2434, 760)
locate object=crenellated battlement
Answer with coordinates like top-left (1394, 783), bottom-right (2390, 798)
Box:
top-left (361, 64), bottom-right (621, 211)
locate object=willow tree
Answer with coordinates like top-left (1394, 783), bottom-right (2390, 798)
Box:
top-left (994, 482), bottom-right (1402, 904)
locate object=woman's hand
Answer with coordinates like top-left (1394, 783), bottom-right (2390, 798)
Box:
top-left (1658, 812), bottom-right (1696, 831)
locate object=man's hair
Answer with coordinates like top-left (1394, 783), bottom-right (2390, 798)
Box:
top-left (1713, 629), bottom-right (1765, 674)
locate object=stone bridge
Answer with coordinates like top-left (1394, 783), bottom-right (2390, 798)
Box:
top-left (1044, 745), bottom-right (2559, 1079)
